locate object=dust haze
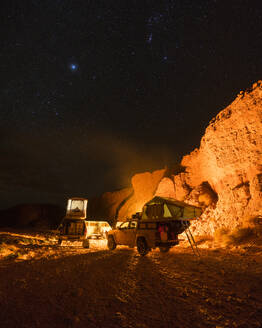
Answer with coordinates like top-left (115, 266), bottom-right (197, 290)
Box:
top-left (0, 127), bottom-right (178, 208)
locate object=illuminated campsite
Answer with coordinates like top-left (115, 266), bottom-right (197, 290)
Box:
top-left (1, 1), bottom-right (262, 327)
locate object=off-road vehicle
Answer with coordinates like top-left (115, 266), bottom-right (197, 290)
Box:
top-left (58, 197), bottom-right (111, 247)
top-left (107, 196), bottom-right (202, 256)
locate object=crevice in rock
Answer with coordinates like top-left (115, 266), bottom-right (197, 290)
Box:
top-left (164, 164), bottom-right (186, 178)
top-left (198, 181), bottom-right (218, 207)
top-left (232, 181), bottom-right (250, 190)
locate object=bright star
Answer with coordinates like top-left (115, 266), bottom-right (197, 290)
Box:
top-left (69, 63), bottom-right (78, 72)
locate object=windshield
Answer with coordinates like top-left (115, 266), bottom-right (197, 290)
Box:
top-left (68, 199), bottom-right (86, 217)
top-left (71, 200), bottom-right (84, 212)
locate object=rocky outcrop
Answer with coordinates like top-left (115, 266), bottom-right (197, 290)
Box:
top-left (91, 81), bottom-right (262, 237)
top-left (117, 169), bottom-right (166, 219)
top-left (87, 169), bottom-right (166, 222)
top-left (87, 187), bottom-right (133, 225)
top-left (155, 177), bottom-right (176, 199)
top-left (180, 81), bottom-right (262, 235)
top-left (155, 174), bottom-right (192, 201)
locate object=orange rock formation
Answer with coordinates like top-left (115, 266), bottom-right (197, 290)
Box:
top-left (181, 81), bottom-right (262, 235)
top-left (91, 81), bottom-right (262, 236)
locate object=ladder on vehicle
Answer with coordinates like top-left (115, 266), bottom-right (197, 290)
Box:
top-left (184, 226), bottom-right (200, 257)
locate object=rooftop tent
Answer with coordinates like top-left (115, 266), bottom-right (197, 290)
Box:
top-left (141, 196), bottom-right (202, 221)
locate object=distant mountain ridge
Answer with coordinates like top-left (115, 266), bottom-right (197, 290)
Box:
top-left (0, 203), bottom-right (64, 229)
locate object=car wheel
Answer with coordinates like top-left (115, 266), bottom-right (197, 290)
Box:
top-left (137, 238), bottom-right (150, 256)
top-left (83, 240), bottom-right (90, 248)
top-left (159, 246), bottom-right (170, 253)
top-left (107, 236), bottom-right (116, 250)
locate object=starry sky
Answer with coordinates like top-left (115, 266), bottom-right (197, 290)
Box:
top-left (1, 0), bottom-right (262, 209)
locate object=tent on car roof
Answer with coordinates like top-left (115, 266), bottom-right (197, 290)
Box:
top-left (141, 196), bottom-right (202, 221)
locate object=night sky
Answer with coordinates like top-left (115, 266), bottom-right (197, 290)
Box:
top-left (1, 0), bottom-right (262, 209)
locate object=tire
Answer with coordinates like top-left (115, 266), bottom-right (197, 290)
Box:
top-left (159, 246), bottom-right (170, 253)
top-left (107, 236), bottom-right (116, 250)
top-left (137, 238), bottom-right (150, 256)
top-left (82, 240), bottom-right (90, 248)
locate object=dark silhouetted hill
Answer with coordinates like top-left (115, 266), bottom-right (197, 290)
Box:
top-left (0, 204), bottom-right (65, 229)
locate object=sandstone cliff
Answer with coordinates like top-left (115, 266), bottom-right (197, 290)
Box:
top-left (181, 81), bottom-right (262, 235)
top-left (91, 81), bottom-right (262, 237)
top-left (90, 169), bottom-right (166, 222)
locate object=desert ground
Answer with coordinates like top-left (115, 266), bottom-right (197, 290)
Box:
top-left (0, 230), bottom-right (262, 328)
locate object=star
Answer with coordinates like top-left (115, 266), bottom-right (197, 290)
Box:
top-left (69, 63), bottom-right (78, 72)
top-left (147, 33), bottom-right (153, 44)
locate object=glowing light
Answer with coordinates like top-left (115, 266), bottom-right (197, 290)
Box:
top-left (69, 63), bottom-right (78, 71)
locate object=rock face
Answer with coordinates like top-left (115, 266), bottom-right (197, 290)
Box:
top-left (180, 81), bottom-right (262, 235)
top-left (87, 187), bottom-right (133, 225)
top-left (88, 169), bottom-right (166, 222)
top-left (117, 169), bottom-right (166, 219)
top-left (91, 81), bottom-right (262, 236)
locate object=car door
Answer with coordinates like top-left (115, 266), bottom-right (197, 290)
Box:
top-left (115, 221), bottom-right (130, 245)
top-left (126, 220), bottom-right (138, 247)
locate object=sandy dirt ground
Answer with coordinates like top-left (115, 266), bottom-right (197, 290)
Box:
top-left (0, 231), bottom-right (262, 328)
